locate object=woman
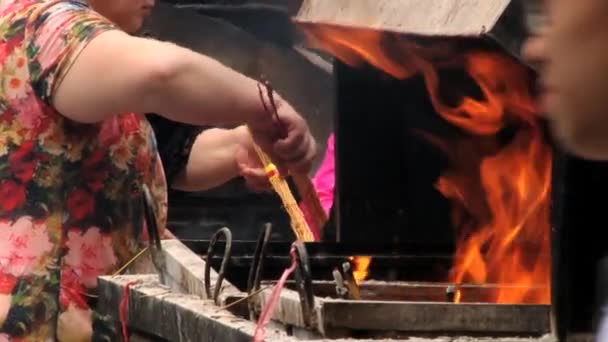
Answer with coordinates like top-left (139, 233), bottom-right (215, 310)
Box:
top-left (0, 0), bottom-right (316, 340)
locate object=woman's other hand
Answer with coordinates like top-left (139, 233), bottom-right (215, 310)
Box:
top-left (235, 131), bottom-right (272, 193)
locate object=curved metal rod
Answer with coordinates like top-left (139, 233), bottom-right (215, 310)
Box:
top-left (248, 223), bottom-right (273, 293)
top-left (142, 185), bottom-right (166, 284)
top-left (204, 227), bottom-right (233, 305)
top-left (293, 241), bottom-right (315, 327)
top-left (247, 223), bottom-right (273, 319)
top-left (142, 185), bottom-right (162, 250)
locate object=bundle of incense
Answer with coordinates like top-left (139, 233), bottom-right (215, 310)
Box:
top-left (292, 172), bottom-right (328, 235)
top-left (251, 142), bottom-right (316, 242)
top-left (251, 78), bottom-right (327, 241)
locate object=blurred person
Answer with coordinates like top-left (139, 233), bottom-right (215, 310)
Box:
top-left (523, 0), bottom-right (608, 160)
top-left (522, 1), bottom-right (608, 341)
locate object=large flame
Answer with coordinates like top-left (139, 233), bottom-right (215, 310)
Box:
top-left (301, 24), bottom-right (551, 304)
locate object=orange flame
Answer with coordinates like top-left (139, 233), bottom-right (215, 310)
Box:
top-left (454, 288), bottom-right (462, 304)
top-left (349, 256), bottom-right (372, 284)
top-left (300, 23), bottom-right (551, 304)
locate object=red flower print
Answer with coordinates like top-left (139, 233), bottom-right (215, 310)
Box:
top-left (98, 118), bottom-right (121, 146)
top-left (64, 228), bottom-right (118, 288)
top-left (0, 180), bottom-right (26, 212)
top-left (14, 96), bottom-right (50, 133)
top-left (134, 147), bottom-right (149, 177)
top-left (121, 113), bottom-right (140, 136)
top-left (0, 107), bottom-right (16, 123)
top-left (15, 56), bottom-right (25, 69)
top-left (8, 78), bottom-right (20, 89)
top-left (66, 189), bottom-right (95, 221)
top-left (82, 149), bottom-right (108, 192)
top-left (0, 273), bottom-right (17, 295)
top-left (59, 269), bottom-right (89, 311)
top-left (9, 140), bottom-right (38, 183)
top-left (0, 216), bottom-right (53, 277)
top-left (0, 36), bottom-right (21, 62)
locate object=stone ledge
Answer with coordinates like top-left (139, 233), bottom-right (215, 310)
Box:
top-left (98, 274), bottom-right (295, 342)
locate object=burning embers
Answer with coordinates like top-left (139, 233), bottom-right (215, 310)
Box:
top-left (302, 25), bottom-right (551, 304)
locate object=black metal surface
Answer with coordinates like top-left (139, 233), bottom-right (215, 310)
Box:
top-left (486, 0), bottom-right (529, 64)
top-left (333, 59), bottom-right (461, 244)
top-left (551, 156), bottom-right (608, 338)
top-left (320, 301), bottom-right (550, 335)
top-left (173, 3), bottom-right (296, 48)
top-left (595, 257), bottom-right (608, 334)
top-left (184, 239), bottom-right (453, 290)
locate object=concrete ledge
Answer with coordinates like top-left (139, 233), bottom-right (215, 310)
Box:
top-left (158, 239), bottom-right (242, 300)
top-left (98, 275), bottom-right (295, 342)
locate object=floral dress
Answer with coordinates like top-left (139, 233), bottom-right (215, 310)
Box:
top-left (0, 1), bottom-right (168, 340)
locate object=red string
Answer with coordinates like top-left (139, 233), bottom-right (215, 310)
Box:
top-left (253, 246), bottom-right (298, 342)
top-left (119, 281), bottom-right (139, 342)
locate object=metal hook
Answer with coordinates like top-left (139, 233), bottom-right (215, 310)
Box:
top-left (142, 185), bottom-right (166, 285)
top-left (247, 223), bottom-right (273, 319)
top-left (293, 241), bottom-right (315, 327)
top-left (204, 227), bottom-right (233, 305)
top-left (332, 268), bottom-right (348, 299)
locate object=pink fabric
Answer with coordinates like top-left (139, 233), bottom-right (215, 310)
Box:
top-left (300, 134), bottom-right (335, 240)
top-left (254, 247), bottom-right (298, 341)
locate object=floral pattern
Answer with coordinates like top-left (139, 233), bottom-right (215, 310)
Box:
top-left (0, 1), bottom-right (168, 340)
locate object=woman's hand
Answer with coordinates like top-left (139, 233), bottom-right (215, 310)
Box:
top-left (235, 131), bottom-right (272, 193)
top-left (247, 96), bottom-right (317, 176)
top-left (162, 229), bottom-right (177, 240)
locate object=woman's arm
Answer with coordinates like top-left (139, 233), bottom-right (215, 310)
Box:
top-left (55, 31), bottom-right (315, 173)
top-left (54, 30), bottom-right (267, 126)
top-left (37, 3), bottom-right (315, 173)
top-left (171, 126), bottom-right (272, 192)
top-left (171, 126), bottom-right (248, 192)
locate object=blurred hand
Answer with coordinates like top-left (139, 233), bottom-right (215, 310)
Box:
top-left (247, 94), bottom-right (316, 175)
top-left (162, 229), bottom-right (177, 240)
top-left (235, 131), bottom-right (272, 192)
